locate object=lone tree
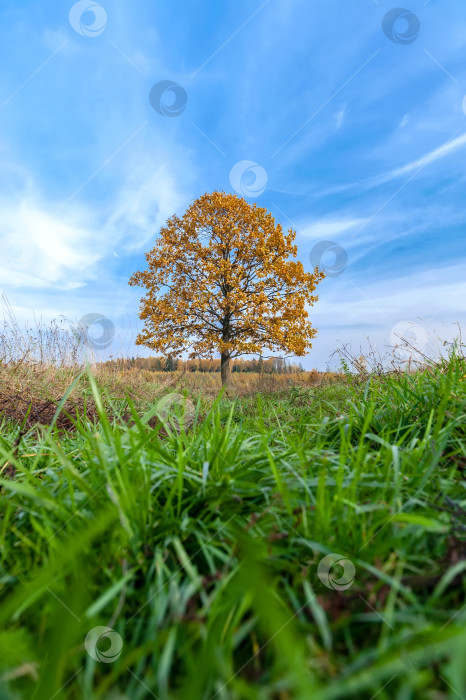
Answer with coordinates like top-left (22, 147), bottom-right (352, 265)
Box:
top-left (129, 192), bottom-right (324, 386)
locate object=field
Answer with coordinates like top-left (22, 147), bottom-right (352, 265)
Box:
top-left (0, 353), bottom-right (465, 699)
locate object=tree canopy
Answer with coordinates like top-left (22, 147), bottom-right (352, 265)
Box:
top-left (129, 191), bottom-right (324, 385)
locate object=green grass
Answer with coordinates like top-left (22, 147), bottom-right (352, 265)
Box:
top-left (0, 355), bottom-right (465, 699)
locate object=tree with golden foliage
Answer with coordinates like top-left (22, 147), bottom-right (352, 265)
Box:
top-left (129, 192), bottom-right (324, 386)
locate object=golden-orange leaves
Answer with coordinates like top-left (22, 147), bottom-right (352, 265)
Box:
top-left (129, 191), bottom-right (324, 384)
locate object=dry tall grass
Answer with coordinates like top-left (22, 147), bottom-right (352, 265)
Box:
top-left (0, 313), bottom-right (343, 427)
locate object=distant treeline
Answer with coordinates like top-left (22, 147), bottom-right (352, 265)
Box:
top-left (103, 356), bottom-right (305, 374)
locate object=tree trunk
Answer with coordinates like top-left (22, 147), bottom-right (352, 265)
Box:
top-left (220, 352), bottom-right (231, 387)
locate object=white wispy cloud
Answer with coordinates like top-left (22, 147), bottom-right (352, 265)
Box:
top-left (103, 161), bottom-right (189, 253)
top-left (373, 132), bottom-right (466, 187)
top-left (307, 262), bottom-right (466, 367)
top-left (0, 147), bottom-right (192, 290)
top-left (334, 104), bottom-right (347, 131)
top-left (0, 198), bottom-right (102, 289)
top-left (299, 217), bottom-right (368, 240)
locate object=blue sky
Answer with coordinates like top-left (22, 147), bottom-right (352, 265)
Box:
top-left (0, 0), bottom-right (465, 369)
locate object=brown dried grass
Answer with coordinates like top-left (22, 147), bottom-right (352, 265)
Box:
top-left (0, 309), bottom-right (344, 428)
